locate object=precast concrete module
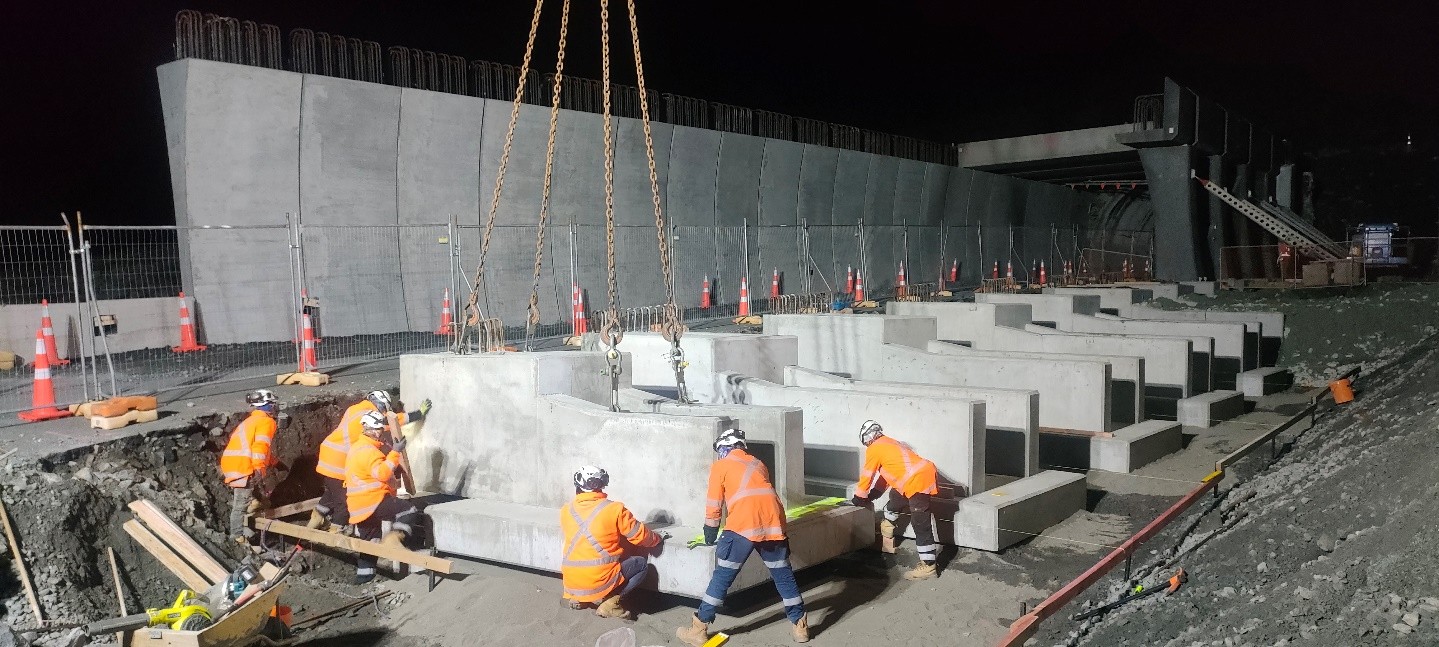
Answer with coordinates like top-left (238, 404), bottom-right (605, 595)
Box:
top-left (402, 351), bottom-right (871, 599)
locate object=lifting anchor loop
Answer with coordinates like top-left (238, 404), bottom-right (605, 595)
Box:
top-left (658, 304), bottom-right (691, 403)
top-left (600, 309), bottom-right (624, 412)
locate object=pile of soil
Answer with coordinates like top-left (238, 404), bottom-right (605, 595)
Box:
top-left (1037, 301), bottom-right (1439, 645)
top-left (0, 391), bottom-right (408, 645)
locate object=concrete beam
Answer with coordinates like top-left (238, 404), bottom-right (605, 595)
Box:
top-left (762, 313), bottom-right (936, 379)
top-left (957, 125), bottom-right (1135, 169)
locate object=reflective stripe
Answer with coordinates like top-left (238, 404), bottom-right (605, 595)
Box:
top-left (916, 544), bottom-right (938, 553)
top-left (391, 520), bottom-right (414, 534)
top-left (701, 594), bottom-right (724, 607)
top-left (316, 459), bottom-right (347, 475)
top-left (716, 558), bottom-right (744, 569)
top-left (222, 449), bottom-right (251, 458)
top-left (34, 368), bottom-right (50, 379)
top-left (623, 524), bottom-right (645, 541)
top-left (560, 500), bottom-right (620, 569)
top-left (781, 596), bottom-right (804, 607)
top-left (565, 572), bottom-right (621, 598)
top-left (347, 481), bottom-right (385, 495)
top-left (738, 526), bottom-right (786, 539)
top-left (253, 434), bottom-right (272, 444)
top-left (349, 501), bottom-right (379, 520)
top-left (879, 438), bottom-right (934, 493)
top-left (222, 470), bottom-right (249, 479)
top-left (883, 510), bottom-right (900, 522)
top-left (356, 566), bottom-right (376, 576)
top-left (723, 457), bottom-right (776, 509)
top-left (705, 498), bottom-right (722, 508)
top-left (763, 559), bottom-right (790, 569)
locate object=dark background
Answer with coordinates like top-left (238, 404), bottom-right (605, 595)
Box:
top-left (3, 1), bottom-right (1436, 231)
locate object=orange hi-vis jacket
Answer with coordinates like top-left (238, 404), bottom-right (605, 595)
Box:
top-left (705, 448), bottom-right (787, 542)
top-left (344, 434), bottom-right (402, 524)
top-left (220, 410), bottom-right (277, 488)
top-left (559, 492), bottom-right (660, 603)
top-left (316, 401), bottom-right (405, 480)
top-left (855, 436), bottom-right (939, 498)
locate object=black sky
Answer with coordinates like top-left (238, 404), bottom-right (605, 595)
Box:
top-left (4, 1), bottom-right (1437, 226)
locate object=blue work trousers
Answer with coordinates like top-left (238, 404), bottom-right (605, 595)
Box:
top-left (695, 531), bottom-right (804, 624)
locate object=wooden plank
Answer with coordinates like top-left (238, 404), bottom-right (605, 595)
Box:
top-left (122, 520), bottom-right (211, 592)
top-left (0, 492), bottom-right (44, 624)
top-left (258, 497), bottom-right (321, 519)
top-left (253, 517), bottom-right (454, 574)
top-left (107, 547), bottom-right (128, 646)
top-left (385, 411), bottom-right (417, 494)
top-left (128, 500), bottom-right (230, 585)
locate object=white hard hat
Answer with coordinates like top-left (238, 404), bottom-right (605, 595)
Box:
top-left (366, 390), bottom-right (393, 413)
top-left (359, 410), bottom-right (388, 436)
top-left (860, 420), bottom-right (884, 446)
top-left (246, 389), bottom-right (278, 408)
top-left (573, 465), bottom-right (610, 492)
top-left (713, 428), bottom-right (747, 452)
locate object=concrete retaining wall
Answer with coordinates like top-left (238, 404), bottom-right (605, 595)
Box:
top-left (716, 373), bottom-right (988, 497)
top-left (925, 340), bottom-right (1145, 426)
top-left (158, 58), bottom-right (1100, 345)
top-left (622, 332), bottom-right (797, 402)
top-left (762, 313), bottom-right (936, 378)
top-left (0, 297), bottom-right (179, 360)
top-left (973, 293), bottom-right (1101, 327)
top-left (1058, 314), bottom-right (1243, 390)
top-left (878, 344), bottom-right (1112, 433)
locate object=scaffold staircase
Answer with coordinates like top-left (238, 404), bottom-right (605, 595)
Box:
top-left (1193, 172), bottom-right (1344, 261)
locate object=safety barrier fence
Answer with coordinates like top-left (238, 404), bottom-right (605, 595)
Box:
top-left (172, 10), bottom-right (957, 166)
top-left (996, 367), bottom-right (1362, 646)
top-left (0, 220), bottom-right (1150, 420)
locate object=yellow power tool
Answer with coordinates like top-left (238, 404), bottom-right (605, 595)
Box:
top-left (84, 590), bottom-right (214, 635)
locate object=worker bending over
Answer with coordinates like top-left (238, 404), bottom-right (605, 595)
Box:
top-left (677, 428), bottom-right (809, 646)
top-left (310, 390), bottom-right (429, 532)
top-left (220, 389), bottom-right (281, 543)
top-left (561, 465), bottom-right (667, 620)
top-left (345, 410), bottom-right (421, 584)
top-left (850, 420), bottom-right (940, 580)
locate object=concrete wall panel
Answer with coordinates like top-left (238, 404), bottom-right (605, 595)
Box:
top-left (831, 150), bottom-right (871, 226)
top-left (862, 155), bottom-right (899, 225)
top-left (714, 133), bottom-right (765, 227)
top-left (299, 77), bottom-right (401, 225)
top-left (758, 140), bottom-right (804, 225)
top-left (478, 101), bottom-right (552, 226)
top-left (918, 163), bottom-right (950, 226)
top-left (892, 159), bottom-right (926, 225)
top-left (795, 145), bottom-right (839, 226)
top-left (663, 126), bottom-right (721, 227)
top-left (611, 117), bottom-right (674, 227)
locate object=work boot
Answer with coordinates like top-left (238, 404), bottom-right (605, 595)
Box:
top-left (594, 595), bottom-right (634, 620)
top-left (904, 561), bottom-right (938, 580)
top-left (675, 614), bottom-right (709, 647)
top-left (380, 530), bottom-right (408, 550)
top-left (879, 518), bottom-right (896, 539)
top-left (567, 599), bottom-right (589, 611)
top-left (306, 510), bottom-right (330, 531)
top-left (791, 613), bottom-right (810, 643)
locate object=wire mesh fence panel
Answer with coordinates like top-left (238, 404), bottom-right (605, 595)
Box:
top-left (0, 227), bottom-right (74, 305)
top-left (84, 227), bottom-right (184, 300)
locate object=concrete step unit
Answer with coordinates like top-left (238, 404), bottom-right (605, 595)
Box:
top-left (1238, 367), bottom-right (1293, 397)
top-left (1177, 389), bottom-right (1246, 428)
top-left (1091, 420), bottom-right (1183, 473)
top-left (892, 470), bottom-right (1088, 552)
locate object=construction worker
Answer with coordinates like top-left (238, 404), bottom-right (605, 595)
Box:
top-left (677, 428), bottom-right (809, 646)
top-left (346, 410), bottom-right (421, 584)
top-left (220, 389), bottom-right (280, 543)
top-left (310, 390), bottom-right (430, 532)
top-left (561, 465), bottom-right (668, 620)
top-left (849, 419), bottom-right (940, 580)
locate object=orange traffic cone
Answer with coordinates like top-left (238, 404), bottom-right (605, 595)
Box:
top-left (1039, 261), bottom-right (1047, 286)
top-left (845, 266), bottom-right (854, 294)
top-left (1005, 261), bottom-right (1013, 280)
top-left (1144, 258), bottom-right (1152, 278)
top-left (701, 276), bottom-right (712, 309)
top-left (39, 299), bottom-right (69, 366)
top-left (992, 261), bottom-right (999, 279)
top-left (738, 276), bottom-right (751, 316)
top-left (896, 262), bottom-right (907, 297)
top-left (299, 313), bottom-right (318, 372)
top-left (172, 292), bottom-right (207, 352)
top-left (771, 268), bottom-right (780, 300)
top-left (854, 272), bottom-right (866, 303)
top-left (572, 285), bottom-right (589, 334)
top-left (435, 288), bottom-right (454, 335)
top-left (19, 330), bottom-right (70, 422)
top-left (949, 259), bottom-right (958, 283)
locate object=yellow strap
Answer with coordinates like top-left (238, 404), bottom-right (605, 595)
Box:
top-left (688, 497), bottom-right (844, 544)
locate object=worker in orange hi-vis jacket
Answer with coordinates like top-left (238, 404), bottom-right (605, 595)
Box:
top-left (677, 428), bottom-right (809, 646)
top-left (560, 465), bottom-right (668, 621)
top-left (849, 419), bottom-right (940, 580)
top-left (220, 389), bottom-right (281, 544)
top-left (310, 390), bottom-right (429, 533)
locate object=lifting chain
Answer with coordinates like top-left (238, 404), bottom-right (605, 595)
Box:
top-left (524, 0), bottom-right (572, 351)
top-left (459, 0), bottom-right (546, 352)
top-left (598, 0), bottom-right (624, 410)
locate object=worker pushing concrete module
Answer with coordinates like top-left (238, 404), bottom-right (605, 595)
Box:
top-left (677, 428), bottom-right (811, 646)
top-left (345, 410), bottom-right (422, 584)
top-left (560, 465), bottom-right (669, 620)
top-left (309, 390), bottom-right (430, 533)
top-left (845, 420), bottom-right (940, 580)
top-left (220, 389), bottom-right (281, 544)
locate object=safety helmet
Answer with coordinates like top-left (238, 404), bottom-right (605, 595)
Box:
top-left (860, 420), bottom-right (884, 446)
top-left (365, 390), bottom-right (393, 413)
top-left (713, 428), bottom-right (747, 452)
top-left (359, 410), bottom-right (388, 437)
top-left (574, 465), bottom-right (610, 492)
top-left (245, 389), bottom-right (278, 408)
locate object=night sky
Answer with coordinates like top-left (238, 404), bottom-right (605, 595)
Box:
top-left (4, 1), bottom-right (1436, 227)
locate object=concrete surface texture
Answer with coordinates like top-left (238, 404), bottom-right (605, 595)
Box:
top-left (159, 58), bottom-right (1100, 345)
top-left (1090, 420), bottom-right (1183, 473)
top-left (0, 297), bottom-right (179, 359)
top-left (878, 343), bottom-right (1113, 433)
top-left (1046, 286), bottom-right (1154, 311)
top-left (925, 339), bottom-right (1145, 427)
top-left (714, 372), bottom-right (988, 498)
top-left (762, 313), bottom-right (937, 378)
top-left (1177, 389), bottom-right (1247, 428)
top-left (1056, 313), bottom-right (1244, 389)
top-left (620, 331), bottom-right (798, 403)
top-left (973, 292), bottom-right (1102, 327)
top-left (782, 365), bottom-right (1040, 478)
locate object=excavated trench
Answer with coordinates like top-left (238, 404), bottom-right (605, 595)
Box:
top-left (0, 391), bottom-right (417, 646)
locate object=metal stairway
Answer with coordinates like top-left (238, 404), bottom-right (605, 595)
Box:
top-left (1193, 173), bottom-right (1343, 261)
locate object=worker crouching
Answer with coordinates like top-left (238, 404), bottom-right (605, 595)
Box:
top-left (311, 390), bottom-right (430, 533)
top-left (345, 410), bottom-right (420, 584)
top-left (560, 465), bottom-right (668, 620)
top-left (677, 428), bottom-right (809, 646)
top-left (850, 420), bottom-right (940, 580)
top-left (221, 389), bottom-right (281, 544)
